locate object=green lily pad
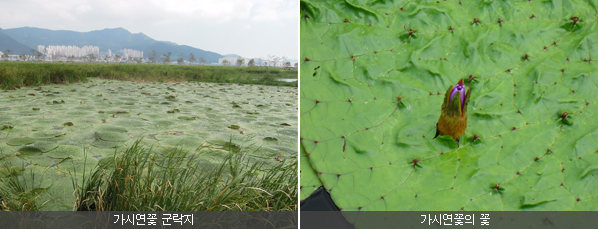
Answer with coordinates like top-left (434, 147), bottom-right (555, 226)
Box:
top-left (95, 131), bottom-right (130, 142)
top-left (263, 137), bottom-right (278, 142)
top-left (7, 137), bottom-right (35, 146)
top-left (25, 155), bottom-right (63, 167)
top-left (224, 142), bottom-right (241, 153)
top-left (45, 145), bottom-right (84, 159)
top-left (29, 130), bottom-right (66, 139)
top-left (17, 146), bottom-right (43, 157)
top-left (48, 100), bottom-right (65, 104)
top-left (0, 142), bottom-right (15, 156)
top-left (32, 141), bottom-right (59, 152)
top-left (177, 116), bottom-right (196, 120)
top-left (91, 140), bottom-right (123, 149)
top-left (300, 0), bottom-right (598, 214)
top-left (94, 125), bottom-right (128, 133)
top-left (159, 136), bottom-right (203, 150)
top-left (111, 119), bottom-right (146, 128)
top-left (70, 133), bottom-right (96, 144)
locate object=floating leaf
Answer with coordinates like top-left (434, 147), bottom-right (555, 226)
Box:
top-left (95, 131), bottom-right (130, 142)
top-left (7, 137), bottom-right (35, 146)
top-left (300, 0), bottom-right (598, 213)
top-left (17, 146), bottom-right (43, 157)
top-left (32, 141), bottom-right (59, 152)
top-left (29, 130), bottom-right (66, 139)
top-left (224, 142), bottom-right (241, 153)
top-left (94, 125), bottom-right (128, 133)
top-left (45, 145), bottom-right (84, 159)
top-left (91, 140), bottom-right (123, 149)
top-left (178, 116), bottom-right (196, 120)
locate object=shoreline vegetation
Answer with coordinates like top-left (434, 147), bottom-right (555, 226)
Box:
top-left (0, 62), bottom-right (298, 90)
top-left (0, 139), bottom-right (297, 211)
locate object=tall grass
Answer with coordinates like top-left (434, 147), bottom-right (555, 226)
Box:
top-left (0, 62), bottom-right (298, 89)
top-left (71, 139), bottom-right (297, 211)
top-left (0, 140), bottom-right (297, 211)
top-left (0, 164), bottom-right (45, 211)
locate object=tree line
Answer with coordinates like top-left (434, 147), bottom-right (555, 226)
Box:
top-left (3, 49), bottom-right (297, 68)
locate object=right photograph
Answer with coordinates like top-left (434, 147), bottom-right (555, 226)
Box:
top-left (300, 0), bottom-right (598, 217)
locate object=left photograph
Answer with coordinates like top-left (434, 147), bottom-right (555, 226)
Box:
top-left (0, 0), bottom-right (298, 216)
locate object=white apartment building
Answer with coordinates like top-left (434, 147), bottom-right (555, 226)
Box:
top-left (38, 45), bottom-right (100, 58)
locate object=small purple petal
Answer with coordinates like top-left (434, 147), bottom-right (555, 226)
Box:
top-left (450, 83), bottom-right (466, 107)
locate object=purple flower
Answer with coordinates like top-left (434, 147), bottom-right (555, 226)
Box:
top-left (450, 79), bottom-right (466, 107)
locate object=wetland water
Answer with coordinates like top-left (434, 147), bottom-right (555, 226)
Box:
top-left (0, 79), bottom-right (298, 210)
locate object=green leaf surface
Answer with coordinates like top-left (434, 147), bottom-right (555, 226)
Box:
top-left (300, 0), bottom-right (598, 212)
top-left (95, 131), bottom-right (130, 142)
top-left (45, 145), bottom-right (84, 159)
top-left (6, 137), bottom-right (35, 146)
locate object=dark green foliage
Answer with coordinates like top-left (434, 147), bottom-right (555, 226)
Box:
top-left (0, 164), bottom-right (44, 211)
top-left (72, 139), bottom-right (297, 211)
top-left (0, 62), bottom-right (297, 89)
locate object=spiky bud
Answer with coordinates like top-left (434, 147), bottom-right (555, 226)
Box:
top-left (434, 79), bottom-right (471, 145)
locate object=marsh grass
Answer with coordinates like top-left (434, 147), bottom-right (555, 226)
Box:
top-left (0, 164), bottom-right (45, 211)
top-left (0, 62), bottom-right (297, 89)
top-left (0, 139), bottom-right (297, 211)
top-left (70, 139), bottom-right (297, 211)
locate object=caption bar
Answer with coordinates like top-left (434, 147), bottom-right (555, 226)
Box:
top-left (421, 213), bottom-right (490, 226)
top-left (113, 213), bottom-right (193, 226)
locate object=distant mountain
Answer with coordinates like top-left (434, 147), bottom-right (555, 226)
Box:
top-left (0, 28), bottom-right (35, 55)
top-left (2, 27), bottom-right (224, 63)
top-left (223, 54), bottom-right (242, 58)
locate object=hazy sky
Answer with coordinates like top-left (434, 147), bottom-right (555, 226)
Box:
top-left (0, 0), bottom-right (298, 59)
